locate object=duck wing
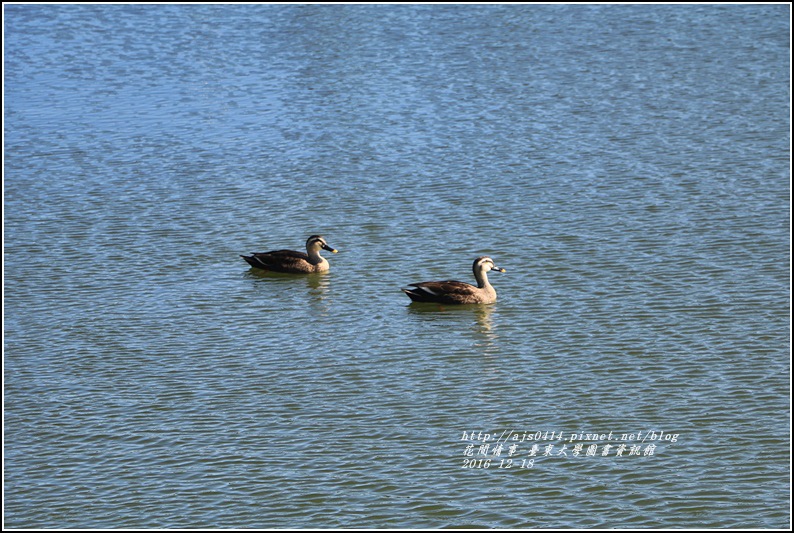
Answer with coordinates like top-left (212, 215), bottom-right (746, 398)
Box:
top-left (403, 280), bottom-right (478, 303)
top-left (241, 249), bottom-right (310, 272)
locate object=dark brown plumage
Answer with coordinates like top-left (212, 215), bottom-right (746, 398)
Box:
top-left (241, 235), bottom-right (337, 273)
top-left (402, 256), bottom-right (506, 304)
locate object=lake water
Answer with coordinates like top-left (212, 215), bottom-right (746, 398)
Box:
top-left (4, 4), bottom-right (790, 529)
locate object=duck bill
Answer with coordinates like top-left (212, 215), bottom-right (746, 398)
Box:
top-left (323, 244), bottom-right (338, 253)
top-left (494, 267), bottom-right (506, 273)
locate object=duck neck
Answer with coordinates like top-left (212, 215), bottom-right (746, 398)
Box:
top-left (307, 248), bottom-right (324, 265)
top-left (474, 268), bottom-right (490, 289)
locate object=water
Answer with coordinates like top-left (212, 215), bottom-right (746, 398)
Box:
top-left (4, 4), bottom-right (790, 529)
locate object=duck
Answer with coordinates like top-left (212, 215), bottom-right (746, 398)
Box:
top-left (241, 235), bottom-right (338, 273)
top-left (402, 256), bottom-right (506, 304)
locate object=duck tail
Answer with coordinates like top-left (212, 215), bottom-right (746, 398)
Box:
top-left (241, 254), bottom-right (259, 268)
top-left (402, 288), bottom-right (430, 302)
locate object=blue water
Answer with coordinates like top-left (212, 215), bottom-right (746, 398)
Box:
top-left (4, 4), bottom-right (790, 529)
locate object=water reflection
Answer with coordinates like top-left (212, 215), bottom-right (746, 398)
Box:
top-left (407, 302), bottom-right (497, 346)
top-left (244, 269), bottom-right (331, 295)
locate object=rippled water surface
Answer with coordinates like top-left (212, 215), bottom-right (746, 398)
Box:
top-left (4, 4), bottom-right (790, 529)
